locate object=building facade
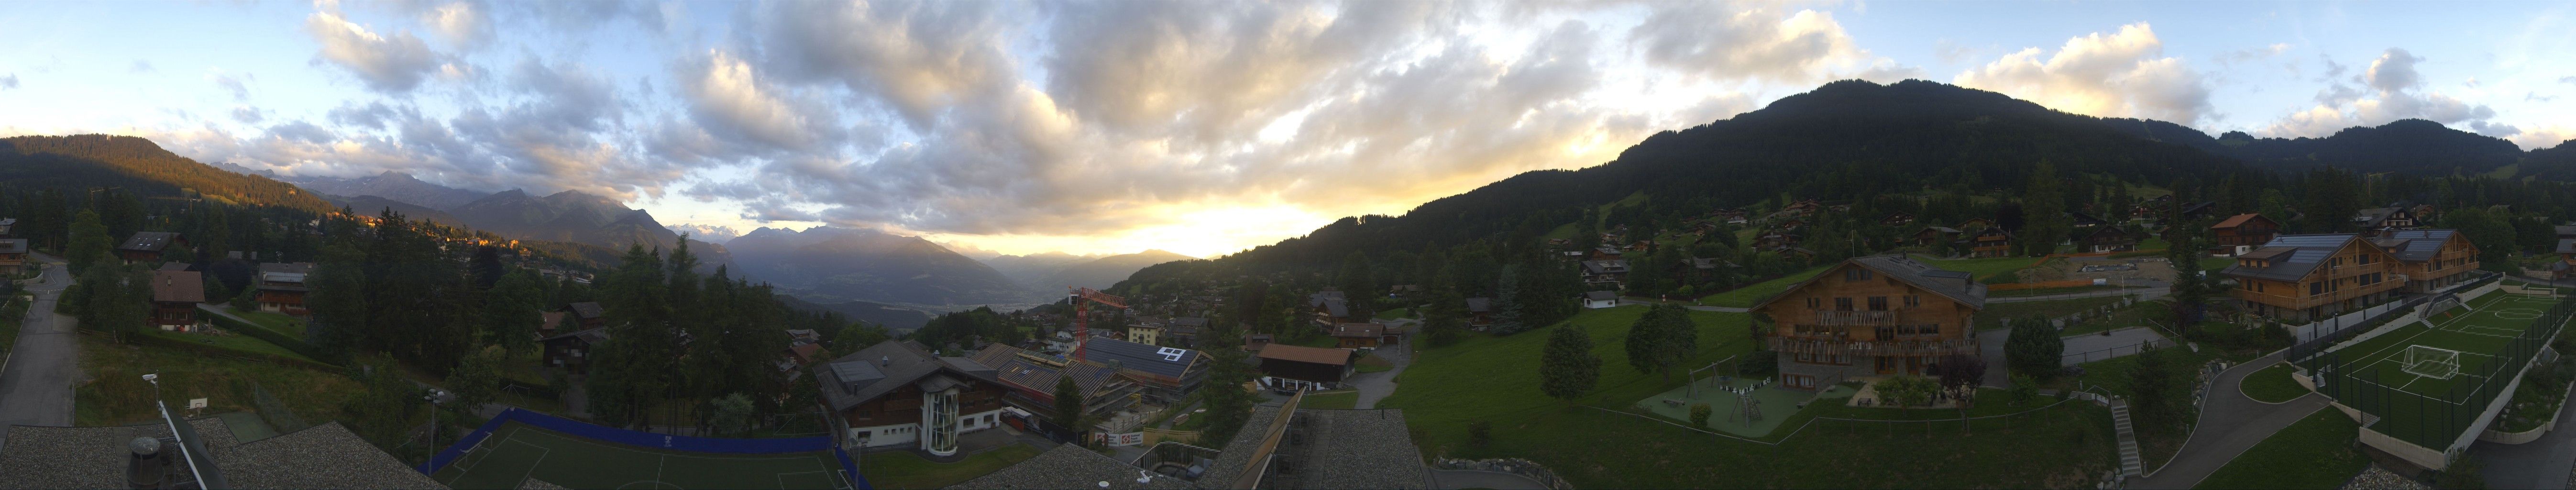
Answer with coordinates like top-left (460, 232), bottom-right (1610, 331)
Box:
top-left (816, 340), bottom-right (1010, 457)
top-left (2210, 213), bottom-right (2282, 248)
top-left (1753, 255), bottom-right (1987, 390)
top-left (2222, 234), bottom-right (2407, 323)
top-left (2374, 229), bottom-right (2480, 293)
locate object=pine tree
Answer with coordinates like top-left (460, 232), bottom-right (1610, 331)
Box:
top-left (1052, 376), bottom-right (1088, 431)
top-left (1539, 325), bottom-right (1600, 401)
top-left (2005, 316), bottom-right (2066, 379)
top-left (305, 243), bottom-right (368, 354)
top-left (65, 209), bottom-right (111, 273)
top-left (1491, 265), bottom-right (1525, 334)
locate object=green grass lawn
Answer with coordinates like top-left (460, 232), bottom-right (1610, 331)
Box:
top-left (1916, 255), bottom-right (2042, 280)
top-left (0, 297), bottom-right (25, 363)
top-left (859, 444), bottom-right (1044, 489)
top-left (2321, 293), bottom-right (2560, 447)
top-left (1375, 307), bottom-right (1413, 320)
top-left (138, 328), bottom-right (321, 362)
top-left (74, 331), bottom-right (364, 427)
top-left (1975, 296), bottom-right (2129, 331)
top-left (2193, 409), bottom-right (2368, 490)
top-left (1355, 353), bottom-right (1395, 373)
top-left (1542, 222), bottom-right (1579, 241)
top-left (1301, 390), bottom-right (1361, 410)
top-left (1380, 305), bottom-right (2118, 488)
top-left (231, 309), bottom-right (308, 339)
top-left (2240, 363), bottom-right (2309, 403)
top-left (1700, 265), bottom-right (1829, 308)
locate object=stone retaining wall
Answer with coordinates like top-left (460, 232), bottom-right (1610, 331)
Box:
top-left (1433, 457), bottom-right (1576, 490)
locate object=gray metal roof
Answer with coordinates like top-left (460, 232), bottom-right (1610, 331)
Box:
top-left (1464, 297), bottom-right (1492, 313)
top-left (2561, 238), bottom-right (2576, 255)
top-left (0, 239), bottom-right (24, 254)
top-left (1584, 290), bottom-right (1619, 300)
top-left (812, 340), bottom-right (998, 412)
top-left (1751, 255), bottom-right (1988, 311)
top-left (2375, 229), bottom-right (2461, 263)
top-left (1080, 337), bottom-right (1204, 380)
top-left (118, 231), bottom-right (182, 252)
top-left (2220, 234), bottom-right (2359, 282)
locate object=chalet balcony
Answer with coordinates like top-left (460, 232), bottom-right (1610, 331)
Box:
top-left (1769, 337), bottom-right (1978, 357)
top-left (1812, 310), bottom-right (1896, 326)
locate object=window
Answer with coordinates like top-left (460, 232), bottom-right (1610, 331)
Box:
top-left (1835, 298), bottom-right (1854, 311)
top-left (1868, 297), bottom-right (1889, 311)
top-left (2310, 281), bottom-right (2323, 296)
top-left (1904, 295), bottom-right (1920, 308)
top-left (1844, 268), bottom-right (1873, 281)
top-left (1923, 324), bottom-right (1940, 336)
top-left (1806, 297), bottom-right (1822, 309)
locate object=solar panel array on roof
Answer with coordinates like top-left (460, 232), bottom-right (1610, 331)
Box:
top-left (828, 361), bottom-right (886, 394)
top-left (2376, 229), bottom-right (2460, 262)
top-left (1080, 337), bottom-right (1200, 379)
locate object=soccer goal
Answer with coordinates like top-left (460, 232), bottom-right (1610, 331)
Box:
top-left (2402, 345), bottom-right (2463, 380)
top-left (2425, 293), bottom-right (2463, 318)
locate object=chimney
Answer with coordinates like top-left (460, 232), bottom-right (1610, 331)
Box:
top-left (880, 356), bottom-right (890, 367)
top-left (126, 436), bottom-right (166, 489)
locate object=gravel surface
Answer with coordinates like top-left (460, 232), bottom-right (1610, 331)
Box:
top-left (0, 417), bottom-right (440, 489)
top-left (1293, 409), bottom-right (1429, 490)
top-left (2340, 465), bottom-right (2430, 490)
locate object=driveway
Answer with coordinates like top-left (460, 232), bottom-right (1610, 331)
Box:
top-left (1348, 319), bottom-right (1417, 409)
top-left (1429, 468), bottom-right (1551, 490)
top-left (2470, 379), bottom-right (2576, 490)
top-left (2127, 353), bottom-right (2330, 489)
top-left (0, 257), bottom-right (79, 454)
top-left (2060, 327), bottom-right (2168, 366)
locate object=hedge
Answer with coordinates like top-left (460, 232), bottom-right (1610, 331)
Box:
top-left (202, 309), bottom-right (348, 366)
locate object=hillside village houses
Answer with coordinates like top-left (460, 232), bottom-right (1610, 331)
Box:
top-left (253, 262), bottom-right (314, 315)
top-left (2220, 231), bottom-right (2477, 323)
top-left (149, 265), bottom-right (205, 331)
top-left (2210, 213), bottom-right (2283, 252)
top-left (970, 342), bottom-right (1142, 425)
top-left (1754, 255), bottom-right (1988, 390)
top-left (1254, 343), bottom-right (1356, 391)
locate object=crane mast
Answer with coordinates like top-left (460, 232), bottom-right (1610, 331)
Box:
top-left (1068, 287), bottom-right (1128, 362)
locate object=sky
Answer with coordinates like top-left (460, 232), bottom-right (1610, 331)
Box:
top-left (1, 1), bottom-right (2570, 258)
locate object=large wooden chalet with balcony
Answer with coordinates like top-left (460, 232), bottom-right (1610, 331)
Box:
top-left (2374, 229), bottom-right (2480, 293)
top-left (2210, 213), bottom-right (2282, 249)
top-left (1754, 255), bottom-right (1988, 390)
top-left (2221, 234), bottom-right (2409, 323)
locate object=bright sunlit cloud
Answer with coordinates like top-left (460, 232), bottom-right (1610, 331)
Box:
top-left (0, 1), bottom-right (2568, 256)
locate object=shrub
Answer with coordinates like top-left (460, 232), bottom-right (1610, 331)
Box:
top-left (1736, 353), bottom-right (1779, 377)
top-left (1688, 403), bottom-right (1713, 427)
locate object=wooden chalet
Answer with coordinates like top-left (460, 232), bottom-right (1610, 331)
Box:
top-left (1582, 259), bottom-right (1629, 288)
top-left (1754, 255), bottom-right (1987, 390)
top-left (0, 239), bottom-right (25, 275)
top-left (1309, 290), bottom-right (1353, 326)
top-left (1967, 228), bottom-right (2012, 258)
top-left (561, 301), bottom-right (607, 330)
top-left (2221, 234), bottom-right (2405, 322)
top-left (1254, 344), bottom-right (1356, 391)
top-left (2352, 207), bottom-right (2421, 236)
top-left (1957, 218), bottom-right (1996, 230)
top-left (1881, 213), bottom-right (1916, 226)
top-left (2373, 229), bottom-right (2480, 293)
top-left (2069, 212), bottom-right (2110, 228)
top-left (1915, 226), bottom-right (1960, 248)
top-left (1329, 323), bottom-right (1387, 348)
top-left (117, 232), bottom-right (187, 265)
top-left (149, 268), bottom-right (205, 331)
top-left (2080, 226), bottom-right (2137, 253)
top-left (542, 327), bottom-right (611, 376)
top-left (253, 262), bottom-right (315, 316)
top-left (1465, 297), bottom-right (1495, 329)
top-left (2210, 213), bottom-right (2282, 248)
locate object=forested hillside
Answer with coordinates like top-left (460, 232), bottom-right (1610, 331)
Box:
top-left (0, 134), bottom-right (335, 212)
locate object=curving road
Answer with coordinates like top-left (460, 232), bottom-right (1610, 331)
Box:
top-left (0, 256), bottom-right (79, 455)
top-left (2126, 352), bottom-right (2328, 489)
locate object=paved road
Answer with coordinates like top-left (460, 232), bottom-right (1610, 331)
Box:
top-left (2128, 352), bottom-right (2330, 489)
top-left (2470, 379), bottom-right (2576, 490)
top-left (0, 256), bottom-right (78, 455)
top-left (1988, 283), bottom-right (2167, 303)
top-left (2061, 327), bottom-right (2168, 366)
top-left (1348, 318), bottom-right (1417, 409)
top-left (1429, 468), bottom-right (1551, 490)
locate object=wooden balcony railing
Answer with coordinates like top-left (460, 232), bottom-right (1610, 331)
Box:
top-left (1812, 310), bottom-right (1896, 325)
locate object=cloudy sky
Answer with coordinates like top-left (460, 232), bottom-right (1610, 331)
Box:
top-left (2, 1), bottom-right (2570, 257)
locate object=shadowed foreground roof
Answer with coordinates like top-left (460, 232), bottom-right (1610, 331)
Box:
top-left (0, 419), bottom-right (442, 489)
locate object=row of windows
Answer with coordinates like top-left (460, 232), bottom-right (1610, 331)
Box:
top-left (1804, 295), bottom-right (1924, 311)
top-left (1792, 351), bottom-right (1852, 365)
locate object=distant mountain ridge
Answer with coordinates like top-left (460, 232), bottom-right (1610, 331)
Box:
top-left (447, 188), bottom-right (733, 270)
top-left (1038, 250), bottom-right (1197, 293)
top-left (2096, 117), bottom-right (2534, 176)
top-left (324, 194), bottom-right (466, 227)
top-left (284, 171), bottom-right (492, 210)
top-left (723, 226), bottom-right (1024, 306)
top-left (980, 252), bottom-right (1101, 285)
top-left (0, 134), bottom-right (336, 212)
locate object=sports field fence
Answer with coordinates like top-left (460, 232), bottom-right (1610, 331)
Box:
top-left (2299, 290), bottom-right (2573, 449)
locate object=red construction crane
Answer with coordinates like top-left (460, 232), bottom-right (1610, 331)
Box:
top-left (1068, 287), bottom-right (1127, 362)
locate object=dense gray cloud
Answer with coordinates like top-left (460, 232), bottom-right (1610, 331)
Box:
top-left (0, 74), bottom-right (15, 89)
top-left (2261, 48), bottom-right (2500, 139)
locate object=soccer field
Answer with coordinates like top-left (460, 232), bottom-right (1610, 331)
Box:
top-left (2310, 290), bottom-right (2571, 448)
top-left (430, 421), bottom-right (854, 490)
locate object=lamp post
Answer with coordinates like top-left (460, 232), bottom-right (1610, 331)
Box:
top-left (424, 389), bottom-right (446, 453)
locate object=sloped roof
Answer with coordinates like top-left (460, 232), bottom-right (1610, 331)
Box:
top-left (0, 239), bottom-right (22, 254)
top-left (2376, 229), bottom-right (2463, 263)
top-left (1751, 255), bottom-right (1988, 311)
top-left (2557, 225), bottom-right (2576, 237)
top-left (1082, 337), bottom-right (1203, 379)
top-left (1329, 323), bottom-right (1385, 338)
top-left (1585, 290), bottom-right (1619, 301)
top-left (151, 270), bottom-right (205, 303)
top-left (2212, 213), bottom-right (2268, 229)
top-left (2561, 238), bottom-right (2576, 255)
top-left (257, 262), bottom-right (316, 274)
top-left (565, 301), bottom-right (605, 319)
top-left (1317, 298), bottom-right (1350, 318)
top-left (815, 340), bottom-right (997, 412)
top-left (539, 311), bottom-right (567, 331)
top-left (1464, 297), bottom-right (1492, 313)
top-left (2221, 234), bottom-right (2361, 282)
top-left (969, 343), bottom-right (1128, 398)
top-left (1920, 226), bottom-right (1960, 234)
top-left (540, 326), bottom-right (610, 344)
top-left (1257, 344), bottom-right (1352, 366)
top-left (118, 231), bottom-right (181, 252)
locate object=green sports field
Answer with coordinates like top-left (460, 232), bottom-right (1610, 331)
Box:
top-left (429, 421), bottom-right (853, 490)
top-left (2312, 290), bottom-right (2571, 448)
